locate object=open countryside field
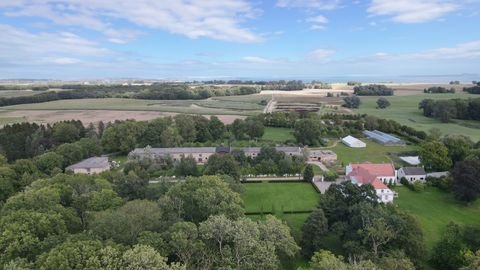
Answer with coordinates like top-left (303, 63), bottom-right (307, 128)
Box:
top-left (395, 186), bottom-right (480, 250)
top-left (330, 140), bottom-right (418, 166)
top-left (0, 94), bottom-right (270, 125)
top-left (353, 92), bottom-right (480, 141)
top-left (0, 109), bottom-right (245, 125)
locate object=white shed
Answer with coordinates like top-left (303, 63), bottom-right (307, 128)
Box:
top-left (341, 135), bottom-right (366, 148)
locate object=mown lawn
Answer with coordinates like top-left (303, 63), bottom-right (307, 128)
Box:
top-left (330, 140), bottom-right (418, 166)
top-left (353, 92), bottom-right (480, 141)
top-left (261, 127), bottom-right (294, 142)
top-left (243, 182), bottom-right (317, 269)
top-left (394, 186), bottom-right (480, 251)
top-left (242, 182), bottom-right (319, 213)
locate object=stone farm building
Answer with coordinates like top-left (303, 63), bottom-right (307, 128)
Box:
top-left (346, 163), bottom-right (397, 203)
top-left (397, 167), bottom-right (427, 183)
top-left (308, 150), bottom-right (337, 164)
top-left (129, 146), bottom-right (304, 163)
top-left (66, 157), bottom-right (111, 175)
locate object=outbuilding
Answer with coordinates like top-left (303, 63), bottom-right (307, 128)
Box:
top-left (341, 135), bottom-right (366, 148)
top-left (397, 167), bottom-right (427, 183)
top-left (66, 157), bottom-right (111, 175)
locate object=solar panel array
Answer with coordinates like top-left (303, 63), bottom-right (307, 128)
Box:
top-left (362, 130), bottom-right (404, 145)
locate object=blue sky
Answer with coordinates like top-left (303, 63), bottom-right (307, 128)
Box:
top-left (0, 0), bottom-right (479, 81)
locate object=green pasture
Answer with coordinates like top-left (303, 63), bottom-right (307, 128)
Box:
top-left (330, 140), bottom-right (418, 166)
top-left (395, 186), bottom-right (480, 251)
top-left (353, 92), bottom-right (480, 141)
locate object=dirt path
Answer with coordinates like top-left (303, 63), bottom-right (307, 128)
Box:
top-left (263, 98), bottom-right (277, 113)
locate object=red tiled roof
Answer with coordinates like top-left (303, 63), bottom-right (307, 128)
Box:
top-left (371, 178), bottom-right (388, 189)
top-left (347, 163), bottom-right (395, 189)
top-left (350, 163), bottom-right (395, 177)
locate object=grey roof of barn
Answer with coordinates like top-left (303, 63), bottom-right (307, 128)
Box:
top-left (131, 146), bottom-right (301, 156)
top-left (66, 157), bottom-right (110, 170)
top-left (131, 147), bottom-right (217, 155)
top-left (402, 167), bottom-right (426, 175)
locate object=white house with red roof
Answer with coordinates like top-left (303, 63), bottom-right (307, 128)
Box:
top-left (345, 163), bottom-right (397, 203)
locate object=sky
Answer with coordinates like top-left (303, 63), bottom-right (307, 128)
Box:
top-left (0, 0), bottom-right (480, 81)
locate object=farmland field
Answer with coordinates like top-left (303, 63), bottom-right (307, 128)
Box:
top-left (353, 92), bottom-right (480, 141)
top-left (0, 94), bottom-right (271, 126)
top-left (395, 186), bottom-right (480, 250)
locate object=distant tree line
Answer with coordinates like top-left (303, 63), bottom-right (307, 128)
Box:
top-left (353, 84), bottom-right (394, 96)
top-left (347, 81), bottom-right (362, 86)
top-left (419, 98), bottom-right (480, 122)
top-left (260, 80), bottom-right (305, 91)
top-left (0, 84), bottom-right (260, 107)
top-left (464, 84), bottom-right (480, 94)
top-left (424, 86), bottom-right (456, 94)
top-left (309, 81), bottom-right (332, 89)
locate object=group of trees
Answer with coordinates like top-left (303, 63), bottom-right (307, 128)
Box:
top-left (301, 182), bottom-right (426, 269)
top-left (376, 97), bottom-right (391, 109)
top-left (230, 147), bottom-right (306, 177)
top-left (419, 133), bottom-right (480, 202)
top-left (419, 98), bottom-right (480, 122)
top-left (102, 115), bottom-right (228, 153)
top-left (431, 222), bottom-right (480, 270)
top-left (0, 168), bottom-right (299, 269)
top-left (464, 83), bottom-right (480, 94)
top-left (424, 86), bottom-right (456, 94)
top-left (353, 85), bottom-right (394, 96)
top-left (293, 118), bottom-right (326, 146)
top-left (0, 84), bottom-right (260, 107)
top-left (343, 96), bottom-right (361, 108)
top-left (230, 117), bottom-right (265, 140)
top-left (309, 81), bottom-right (332, 89)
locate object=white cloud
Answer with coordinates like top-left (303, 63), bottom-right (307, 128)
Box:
top-left (307, 48), bottom-right (335, 61)
top-left (0, 0), bottom-right (262, 43)
top-left (412, 40), bottom-right (480, 59)
top-left (242, 56), bottom-right (277, 64)
top-left (368, 0), bottom-right (459, 23)
top-left (307, 15), bottom-right (329, 24)
top-left (0, 24), bottom-right (109, 66)
top-left (349, 40), bottom-right (480, 63)
top-left (47, 57), bottom-right (82, 65)
top-left (307, 15), bottom-right (329, 30)
top-left (276, 0), bottom-right (341, 10)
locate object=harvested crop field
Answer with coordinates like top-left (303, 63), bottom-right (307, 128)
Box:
top-left (0, 110), bottom-right (244, 125)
